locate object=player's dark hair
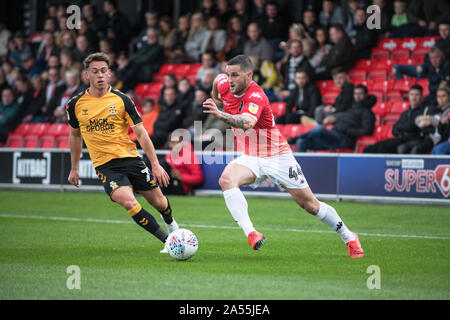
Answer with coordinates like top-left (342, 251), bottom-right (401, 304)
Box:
top-left (83, 52), bottom-right (110, 69)
top-left (227, 55), bottom-right (254, 72)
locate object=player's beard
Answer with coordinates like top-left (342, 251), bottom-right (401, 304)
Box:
top-left (231, 79), bottom-right (248, 96)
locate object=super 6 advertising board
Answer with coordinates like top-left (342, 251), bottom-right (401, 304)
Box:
top-left (338, 155), bottom-right (450, 200)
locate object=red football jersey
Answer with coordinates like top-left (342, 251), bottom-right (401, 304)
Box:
top-left (216, 73), bottom-right (290, 157)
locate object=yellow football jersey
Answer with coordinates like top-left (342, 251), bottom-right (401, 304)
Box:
top-left (65, 86), bottom-right (143, 168)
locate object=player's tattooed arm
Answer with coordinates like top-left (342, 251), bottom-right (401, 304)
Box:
top-left (218, 112), bottom-right (256, 130)
top-left (203, 98), bottom-right (256, 130)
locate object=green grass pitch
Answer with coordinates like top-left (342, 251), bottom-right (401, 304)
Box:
top-left (0, 190), bottom-right (449, 300)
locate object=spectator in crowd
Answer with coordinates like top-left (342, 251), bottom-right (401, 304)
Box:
top-left (243, 22), bottom-right (275, 63)
top-left (233, 0), bottom-right (250, 29)
top-left (323, 23), bottom-right (356, 75)
top-left (159, 136), bottom-right (204, 195)
top-left (182, 87), bottom-right (209, 135)
top-left (129, 11), bottom-right (159, 55)
top-left (74, 35), bottom-right (95, 63)
top-left (159, 16), bottom-right (177, 61)
top-left (50, 69), bottom-right (85, 123)
top-left (402, 86), bottom-right (450, 154)
top-left (115, 51), bottom-right (140, 93)
top-left (14, 76), bottom-right (34, 121)
top-left (8, 31), bottom-right (32, 67)
top-left (201, 16), bottom-right (227, 59)
top-left (36, 31), bottom-right (59, 65)
top-left (277, 39), bottom-right (315, 101)
top-left (364, 85), bottom-right (428, 154)
top-left (60, 31), bottom-right (78, 52)
top-left (166, 15), bottom-right (191, 63)
top-left (82, 3), bottom-right (107, 39)
top-left (372, 0), bottom-right (392, 37)
top-left (41, 66), bottom-right (64, 120)
top-left (196, 51), bottom-right (222, 84)
top-left (219, 15), bottom-right (246, 61)
top-left (20, 53), bottom-right (45, 78)
top-left (177, 77), bottom-right (195, 113)
top-left (199, 0), bottom-right (217, 21)
top-left (250, 0), bottom-right (267, 25)
top-left (407, 0), bottom-right (449, 35)
top-left (185, 12), bottom-right (208, 62)
top-left (129, 98), bottom-right (160, 141)
top-left (216, 0), bottom-right (234, 29)
top-left (292, 84), bottom-right (376, 152)
top-left (319, 0), bottom-right (347, 28)
top-left (261, 1), bottom-right (288, 49)
top-left (387, 0), bottom-right (415, 38)
top-left (435, 21), bottom-right (450, 59)
top-left (419, 47), bottom-right (450, 103)
top-left (0, 23), bottom-right (12, 58)
top-left (0, 69), bottom-right (10, 93)
top-left (158, 73), bottom-right (178, 106)
top-left (150, 86), bottom-right (184, 149)
top-left (78, 18), bottom-right (99, 51)
top-left (352, 8), bottom-right (378, 59)
top-left (0, 88), bottom-right (20, 143)
top-left (59, 49), bottom-right (83, 80)
top-left (314, 67), bottom-right (354, 124)
top-left (129, 28), bottom-right (164, 82)
top-left (248, 55), bottom-right (283, 102)
top-left (103, 0), bottom-right (131, 53)
top-left (343, 0), bottom-right (362, 39)
top-left (302, 9), bottom-right (319, 38)
top-left (309, 27), bottom-right (333, 79)
top-left (196, 67), bottom-right (217, 93)
top-left (276, 68), bottom-right (322, 125)
top-left (432, 88), bottom-right (450, 155)
top-left (20, 75), bottom-right (46, 123)
top-left (42, 17), bottom-right (57, 35)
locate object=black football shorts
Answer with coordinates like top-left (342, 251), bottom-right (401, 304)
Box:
top-left (95, 157), bottom-right (159, 198)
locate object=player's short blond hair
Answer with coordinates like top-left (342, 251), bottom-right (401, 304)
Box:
top-left (83, 52), bottom-right (110, 69)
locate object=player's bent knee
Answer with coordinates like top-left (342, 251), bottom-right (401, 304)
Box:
top-left (218, 173), bottom-right (235, 190)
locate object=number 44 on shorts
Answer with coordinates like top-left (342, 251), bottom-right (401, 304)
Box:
top-left (289, 166), bottom-right (304, 184)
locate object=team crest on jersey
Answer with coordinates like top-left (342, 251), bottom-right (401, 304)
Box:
top-left (249, 92), bottom-right (262, 99)
top-left (110, 181), bottom-right (118, 190)
top-left (248, 102), bottom-right (259, 114)
top-left (82, 109), bottom-right (88, 115)
top-left (109, 105), bottom-right (117, 115)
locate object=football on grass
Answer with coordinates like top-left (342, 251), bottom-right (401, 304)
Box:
top-left (165, 229), bottom-right (198, 261)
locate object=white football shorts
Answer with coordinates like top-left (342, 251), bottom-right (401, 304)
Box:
top-left (229, 152), bottom-right (309, 189)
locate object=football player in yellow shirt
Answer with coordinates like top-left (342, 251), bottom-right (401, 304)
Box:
top-left (67, 52), bottom-right (178, 251)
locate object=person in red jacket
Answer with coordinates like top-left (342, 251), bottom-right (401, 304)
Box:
top-left (161, 137), bottom-right (204, 195)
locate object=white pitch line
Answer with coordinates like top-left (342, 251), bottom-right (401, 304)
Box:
top-left (0, 213), bottom-right (449, 240)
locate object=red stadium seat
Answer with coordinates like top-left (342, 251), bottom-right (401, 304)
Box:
top-left (23, 135), bottom-right (39, 149)
top-left (354, 59), bottom-right (373, 71)
top-left (376, 38), bottom-right (400, 51)
top-left (11, 123), bottom-right (33, 136)
top-left (373, 58), bottom-right (395, 73)
top-left (372, 101), bottom-right (390, 120)
top-left (371, 48), bottom-right (390, 59)
top-left (393, 79), bottom-right (416, 94)
top-left (152, 64), bottom-right (178, 82)
top-left (56, 137), bottom-right (69, 149)
top-left (367, 79), bottom-right (394, 93)
top-left (47, 123), bottom-right (66, 137)
top-left (385, 90), bottom-right (402, 101)
top-left (368, 90), bottom-right (384, 102)
top-left (391, 48), bottom-right (410, 60)
top-left (411, 47), bottom-right (429, 60)
top-left (40, 135), bottom-right (56, 149)
top-left (270, 102), bottom-right (287, 118)
top-left (283, 124), bottom-right (315, 139)
top-left (367, 69), bottom-right (388, 80)
top-left (6, 133), bottom-right (23, 148)
top-left (355, 135), bottom-right (377, 153)
top-left (27, 123), bottom-right (51, 137)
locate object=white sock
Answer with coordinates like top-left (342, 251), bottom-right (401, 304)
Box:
top-left (223, 187), bottom-right (256, 236)
top-left (315, 201), bottom-right (355, 243)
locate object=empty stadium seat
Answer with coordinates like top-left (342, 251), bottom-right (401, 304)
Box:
top-left (23, 135), bottom-right (39, 149)
top-left (40, 136), bottom-right (56, 149)
top-left (371, 48), bottom-right (390, 59)
top-left (354, 59), bottom-right (373, 71)
top-left (391, 48), bottom-right (410, 59)
top-left (371, 101), bottom-right (390, 121)
top-left (283, 124), bottom-right (315, 139)
top-left (367, 69), bottom-right (388, 80)
top-left (367, 79), bottom-right (394, 93)
top-left (56, 137), bottom-right (69, 149)
top-left (270, 102), bottom-right (287, 118)
top-left (393, 79), bottom-right (416, 94)
top-left (6, 133), bottom-right (23, 148)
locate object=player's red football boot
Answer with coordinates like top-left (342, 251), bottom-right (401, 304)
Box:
top-left (346, 232), bottom-right (364, 258)
top-left (247, 231), bottom-right (266, 250)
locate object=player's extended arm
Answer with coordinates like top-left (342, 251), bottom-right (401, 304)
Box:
top-left (68, 127), bottom-right (83, 187)
top-left (203, 98), bottom-right (256, 130)
top-left (132, 124), bottom-right (170, 187)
